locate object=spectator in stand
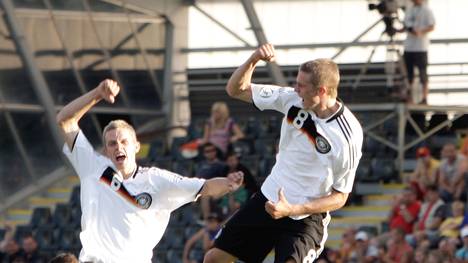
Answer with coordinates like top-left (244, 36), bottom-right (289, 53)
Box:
top-left (410, 185), bottom-right (446, 242)
top-left (413, 246), bottom-right (428, 263)
top-left (456, 226), bottom-right (468, 262)
top-left (459, 134), bottom-right (468, 158)
top-left (408, 146), bottom-right (440, 199)
top-left (388, 187), bottom-right (421, 234)
top-left (225, 151), bottom-right (258, 198)
top-left (437, 143), bottom-right (467, 202)
top-left (345, 231), bottom-right (379, 263)
top-left (426, 250), bottom-right (444, 263)
top-left (183, 213), bottom-right (223, 263)
top-left (196, 142), bottom-right (230, 219)
top-left (337, 227), bottom-right (357, 263)
top-left (439, 201), bottom-right (465, 239)
top-left (0, 224), bottom-right (26, 263)
top-left (202, 101), bottom-right (244, 156)
top-left (385, 227), bottom-right (414, 263)
top-left (49, 253), bottom-right (79, 263)
top-left (21, 234), bottom-right (42, 262)
top-left (438, 236), bottom-right (459, 263)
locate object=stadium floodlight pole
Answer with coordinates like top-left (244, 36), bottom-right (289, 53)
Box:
top-left (0, 0), bottom-right (65, 154)
top-left (240, 0), bottom-right (287, 87)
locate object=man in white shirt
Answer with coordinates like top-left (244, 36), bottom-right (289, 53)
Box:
top-left (56, 79), bottom-right (243, 263)
top-left (402, 0), bottom-right (435, 104)
top-left (204, 44), bottom-right (363, 263)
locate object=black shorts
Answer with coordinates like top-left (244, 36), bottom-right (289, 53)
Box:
top-left (404, 51), bottom-right (428, 84)
top-left (214, 192), bottom-right (330, 263)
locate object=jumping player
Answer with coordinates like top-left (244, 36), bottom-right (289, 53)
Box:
top-left (56, 79), bottom-right (243, 262)
top-left (204, 44), bottom-right (363, 263)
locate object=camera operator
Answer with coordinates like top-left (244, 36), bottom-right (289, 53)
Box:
top-left (398, 0), bottom-right (435, 104)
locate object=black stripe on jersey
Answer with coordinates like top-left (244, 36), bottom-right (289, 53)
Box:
top-left (326, 102), bottom-right (345, 123)
top-left (336, 116), bottom-right (353, 170)
top-left (70, 132), bottom-right (79, 152)
top-left (340, 115), bottom-right (358, 170)
top-left (337, 115), bottom-right (359, 170)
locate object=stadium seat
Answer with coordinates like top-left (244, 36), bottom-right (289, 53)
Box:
top-left (371, 158), bottom-right (396, 183)
top-left (69, 185), bottom-right (80, 207)
top-left (53, 203), bottom-right (72, 227)
top-left (30, 207), bottom-right (52, 228)
top-left (13, 225), bottom-right (33, 242)
top-left (254, 138), bottom-right (277, 156)
top-left (172, 159), bottom-right (194, 177)
top-left (355, 157), bottom-right (373, 182)
top-left (170, 136), bottom-right (189, 161)
top-left (34, 225), bottom-right (57, 250)
top-left (148, 138), bottom-right (167, 161)
top-left (165, 248), bottom-right (183, 263)
top-left (57, 225), bottom-right (81, 251)
top-left (231, 139), bottom-right (254, 156)
top-left (258, 156), bottom-right (276, 179)
top-left (240, 154), bottom-right (260, 178)
top-left (243, 117), bottom-right (261, 139)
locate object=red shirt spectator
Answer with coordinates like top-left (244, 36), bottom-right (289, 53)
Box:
top-left (389, 187), bottom-right (421, 234)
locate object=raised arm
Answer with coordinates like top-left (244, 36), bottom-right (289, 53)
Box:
top-left (56, 79), bottom-right (120, 149)
top-left (226, 44), bottom-right (276, 103)
top-left (200, 171), bottom-right (243, 198)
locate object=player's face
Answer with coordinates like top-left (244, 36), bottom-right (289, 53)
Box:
top-left (295, 71), bottom-right (320, 109)
top-left (104, 128), bottom-right (140, 174)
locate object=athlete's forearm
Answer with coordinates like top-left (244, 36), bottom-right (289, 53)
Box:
top-left (225, 55), bottom-right (258, 102)
top-left (290, 190), bottom-right (348, 215)
top-left (56, 88), bottom-right (102, 148)
top-left (200, 177), bottom-right (232, 198)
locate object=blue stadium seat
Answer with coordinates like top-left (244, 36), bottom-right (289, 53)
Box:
top-left (13, 225), bottom-right (33, 242)
top-left (57, 225), bottom-right (81, 251)
top-left (34, 225), bottom-right (57, 250)
top-left (30, 207), bottom-right (52, 228)
top-left (371, 158), bottom-right (396, 183)
top-left (53, 203), bottom-right (72, 227)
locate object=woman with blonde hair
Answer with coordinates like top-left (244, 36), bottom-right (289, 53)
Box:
top-left (202, 101), bottom-right (244, 155)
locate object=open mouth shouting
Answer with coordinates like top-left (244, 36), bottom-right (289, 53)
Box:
top-left (115, 152), bottom-right (127, 165)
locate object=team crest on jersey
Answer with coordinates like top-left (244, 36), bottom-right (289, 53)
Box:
top-left (136, 193), bottom-right (152, 209)
top-left (259, 86), bottom-right (273, 98)
top-left (315, 135), bottom-right (331, 154)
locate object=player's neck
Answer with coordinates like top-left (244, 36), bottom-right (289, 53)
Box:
top-left (313, 98), bottom-right (339, 119)
top-left (121, 164), bottom-right (137, 179)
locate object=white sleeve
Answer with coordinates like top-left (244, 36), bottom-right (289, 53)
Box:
top-left (426, 8), bottom-right (435, 26)
top-left (62, 130), bottom-right (105, 179)
top-left (154, 170), bottom-right (206, 211)
top-left (251, 84), bottom-right (292, 114)
top-left (332, 130), bottom-right (363, 193)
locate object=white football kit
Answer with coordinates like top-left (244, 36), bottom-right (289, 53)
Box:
top-left (251, 84), bottom-right (363, 219)
top-left (63, 131), bottom-right (205, 263)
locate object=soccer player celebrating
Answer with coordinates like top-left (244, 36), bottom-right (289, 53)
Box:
top-left (204, 44), bottom-right (363, 263)
top-left (56, 79), bottom-right (243, 262)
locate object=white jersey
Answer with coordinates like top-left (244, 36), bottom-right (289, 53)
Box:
top-left (63, 131), bottom-right (205, 263)
top-left (252, 84), bottom-right (363, 219)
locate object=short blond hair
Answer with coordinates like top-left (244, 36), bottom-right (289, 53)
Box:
top-left (102, 120), bottom-right (137, 146)
top-left (299, 58), bottom-right (340, 98)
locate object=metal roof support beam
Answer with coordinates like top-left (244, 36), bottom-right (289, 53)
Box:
top-left (43, 0), bottom-right (103, 143)
top-left (0, 0), bottom-right (64, 152)
top-left (162, 19), bottom-right (174, 117)
top-left (239, 0), bottom-right (287, 86)
top-left (192, 3), bottom-right (252, 47)
top-left (182, 38), bottom-right (468, 53)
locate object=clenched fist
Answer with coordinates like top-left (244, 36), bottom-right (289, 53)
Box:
top-left (97, 79), bottom-right (120, 103)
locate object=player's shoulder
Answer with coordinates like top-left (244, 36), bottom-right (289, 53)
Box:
top-left (139, 166), bottom-right (186, 182)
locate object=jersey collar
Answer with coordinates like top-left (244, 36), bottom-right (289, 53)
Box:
top-left (325, 98), bottom-right (345, 123)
